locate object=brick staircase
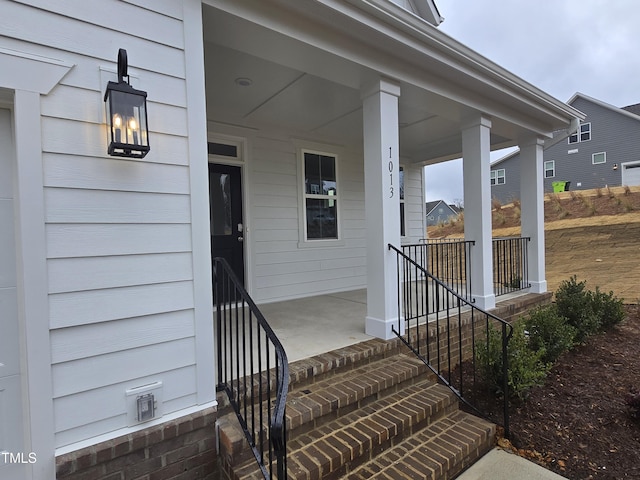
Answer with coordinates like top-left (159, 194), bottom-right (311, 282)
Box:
top-left (217, 338), bottom-right (495, 480)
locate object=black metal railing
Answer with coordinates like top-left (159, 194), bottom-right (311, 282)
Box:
top-left (404, 239), bottom-right (474, 304)
top-left (493, 237), bottom-right (530, 297)
top-left (406, 237), bottom-right (531, 301)
top-left (390, 244), bottom-right (513, 436)
top-left (214, 258), bottom-right (288, 479)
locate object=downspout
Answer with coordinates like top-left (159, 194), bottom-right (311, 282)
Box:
top-left (542, 116), bottom-right (581, 150)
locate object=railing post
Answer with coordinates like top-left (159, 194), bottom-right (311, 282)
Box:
top-left (502, 322), bottom-right (511, 438)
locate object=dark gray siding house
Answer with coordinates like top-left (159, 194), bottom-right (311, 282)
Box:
top-left (490, 93), bottom-right (640, 203)
top-left (425, 200), bottom-right (460, 226)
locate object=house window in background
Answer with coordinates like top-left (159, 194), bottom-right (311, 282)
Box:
top-left (490, 168), bottom-right (505, 185)
top-left (303, 151), bottom-right (338, 240)
top-left (544, 160), bottom-right (555, 178)
top-left (399, 166), bottom-right (405, 236)
top-left (568, 122), bottom-right (591, 144)
top-left (592, 152), bottom-right (606, 165)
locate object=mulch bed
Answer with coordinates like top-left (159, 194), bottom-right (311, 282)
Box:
top-left (493, 306), bottom-right (640, 479)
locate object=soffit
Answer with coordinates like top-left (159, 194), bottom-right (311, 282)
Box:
top-left (202, 1), bottom-right (579, 164)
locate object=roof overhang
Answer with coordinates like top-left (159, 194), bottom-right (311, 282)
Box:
top-left (202, 0), bottom-right (584, 164)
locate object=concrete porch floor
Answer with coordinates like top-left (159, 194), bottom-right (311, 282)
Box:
top-left (257, 289), bottom-right (371, 363)
top-left (257, 288), bottom-right (532, 363)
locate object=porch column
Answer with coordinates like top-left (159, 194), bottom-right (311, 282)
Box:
top-left (519, 135), bottom-right (547, 293)
top-left (462, 114), bottom-right (495, 310)
top-left (362, 78), bottom-right (404, 340)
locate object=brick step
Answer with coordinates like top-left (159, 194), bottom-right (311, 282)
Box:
top-left (286, 353), bottom-right (431, 436)
top-left (218, 352), bottom-right (432, 467)
top-left (232, 380), bottom-right (457, 480)
top-left (285, 338), bottom-right (414, 390)
top-left (345, 410), bottom-right (495, 480)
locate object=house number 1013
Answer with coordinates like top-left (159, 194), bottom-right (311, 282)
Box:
top-left (389, 147), bottom-right (394, 198)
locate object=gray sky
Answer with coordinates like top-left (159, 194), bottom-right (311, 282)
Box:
top-left (425, 0), bottom-right (640, 204)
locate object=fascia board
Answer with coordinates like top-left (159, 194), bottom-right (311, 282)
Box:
top-left (570, 92), bottom-right (640, 123)
top-left (336, 0), bottom-right (584, 125)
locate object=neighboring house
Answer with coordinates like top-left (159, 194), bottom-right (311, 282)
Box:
top-left (491, 93), bottom-right (640, 203)
top-left (426, 200), bottom-right (460, 226)
top-left (0, 1), bottom-right (581, 479)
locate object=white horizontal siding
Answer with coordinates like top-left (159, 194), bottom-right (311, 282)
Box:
top-left (13, 0), bottom-right (185, 49)
top-left (3, 1), bottom-right (185, 78)
top-left (44, 189), bottom-right (191, 224)
top-left (5, 0), bottom-right (204, 448)
top-left (41, 85), bottom-right (189, 137)
top-left (257, 276), bottom-right (365, 302)
top-left (47, 252), bottom-right (192, 293)
top-left (49, 281), bottom-right (194, 329)
top-left (42, 122), bottom-right (190, 166)
top-left (50, 311), bottom-right (195, 363)
top-left (247, 133), bottom-right (367, 302)
top-left (52, 337), bottom-right (195, 398)
top-left (54, 366), bottom-right (195, 433)
top-left (122, 0), bottom-right (184, 20)
top-left (255, 246), bottom-right (365, 265)
top-left (46, 224), bottom-right (192, 258)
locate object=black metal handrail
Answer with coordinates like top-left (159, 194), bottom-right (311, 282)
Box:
top-left (390, 244), bottom-right (513, 436)
top-left (213, 257), bottom-right (288, 479)
top-left (405, 239), bottom-right (474, 305)
top-left (493, 237), bottom-right (531, 297)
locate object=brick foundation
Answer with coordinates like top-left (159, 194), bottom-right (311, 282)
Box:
top-left (56, 407), bottom-right (218, 480)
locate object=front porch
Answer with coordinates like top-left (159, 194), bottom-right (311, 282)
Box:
top-left (216, 288), bottom-right (553, 479)
top-left (258, 288), bottom-right (546, 363)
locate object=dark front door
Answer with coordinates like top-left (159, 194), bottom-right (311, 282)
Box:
top-left (209, 163), bottom-right (244, 285)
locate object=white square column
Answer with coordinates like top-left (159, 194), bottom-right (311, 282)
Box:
top-left (462, 114), bottom-right (495, 310)
top-left (362, 79), bottom-right (404, 340)
top-left (519, 135), bottom-right (547, 293)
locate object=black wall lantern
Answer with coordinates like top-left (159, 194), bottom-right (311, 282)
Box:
top-left (104, 49), bottom-right (150, 158)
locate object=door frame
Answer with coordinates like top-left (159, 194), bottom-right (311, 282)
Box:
top-left (207, 133), bottom-right (252, 296)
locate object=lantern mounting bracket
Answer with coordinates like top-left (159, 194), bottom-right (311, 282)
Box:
top-left (117, 48), bottom-right (128, 84)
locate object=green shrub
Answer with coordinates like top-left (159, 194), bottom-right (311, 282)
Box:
top-left (477, 321), bottom-right (550, 400)
top-left (590, 286), bottom-right (625, 330)
top-left (523, 305), bottom-right (576, 363)
top-left (555, 276), bottom-right (625, 340)
top-left (554, 276), bottom-right (601, 342)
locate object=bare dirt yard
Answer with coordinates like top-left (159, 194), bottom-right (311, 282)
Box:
top-left (430, 186), bottom-right (640, 479)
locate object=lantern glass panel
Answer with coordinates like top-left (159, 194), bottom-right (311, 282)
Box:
top-left (108, 89), bottom-right (148, 149)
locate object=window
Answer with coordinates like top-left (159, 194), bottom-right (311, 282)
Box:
top-left (592, 152), bottom-right (606, 165)
top-left (399, 167), bottom-right (405, 236)
top-left (490, 169), bottom-right (505, 186)
top-left (544, 160), bottom-right (555, 178)
top-left (568, 122), bottom-right (591, 144)
top-left (303, 151), bottom-right (338, 240)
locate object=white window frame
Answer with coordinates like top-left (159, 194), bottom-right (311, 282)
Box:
top-left (544, 160), bottom-right (555, 178)
top-left (569, 122), bottom-right (591, 144)
top-left (296, 144), bottom-right (343, 246)
top-left (592, 152), bottom-right (606, 165)
top-left (491, 168), bottom-right (505, 186)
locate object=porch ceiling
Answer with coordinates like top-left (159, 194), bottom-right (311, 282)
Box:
top-left (201, 2), bottom-right (573, 164)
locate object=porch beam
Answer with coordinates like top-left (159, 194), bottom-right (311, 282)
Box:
top-left (519, 135), bottom-right (547, 293)
top-left (462, 113), bottom-right (495, 310)
top-left (362, 78), bottom-right (404, 340)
